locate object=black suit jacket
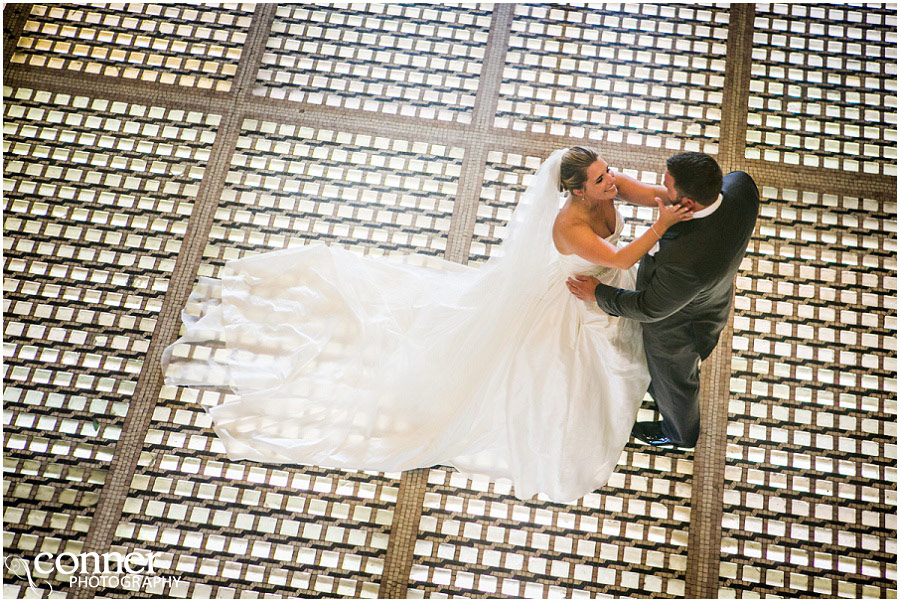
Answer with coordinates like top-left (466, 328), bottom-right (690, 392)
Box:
top-left (594, 171), bottom-right (759, 359)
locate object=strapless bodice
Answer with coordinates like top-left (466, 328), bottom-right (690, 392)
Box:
top-left (556, 209), bottom-right (625, 279)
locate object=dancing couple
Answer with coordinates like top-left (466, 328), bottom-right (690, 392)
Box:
top-left (163, 147), bottom-right (759, 503)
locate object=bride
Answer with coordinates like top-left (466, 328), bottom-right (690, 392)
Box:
top-left (161, 147), bottom-right (692, 503)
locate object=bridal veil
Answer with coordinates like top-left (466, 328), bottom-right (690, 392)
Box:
top-left (161, 149), bottom-right (650, 502)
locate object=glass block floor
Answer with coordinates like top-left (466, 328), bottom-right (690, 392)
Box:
top-left (3, 3), bottom-right (895, 599)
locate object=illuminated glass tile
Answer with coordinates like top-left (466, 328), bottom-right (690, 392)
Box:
top-left (746, 4), bottom-right (898, 176)
top-left (3, 85), bottom-right (218, 593)
top-left (119, 385), bottom-right (394, 598)
top-left (410, 457), bottom-right (692, 598)
top-left (725, 184), bottom-right (895, 597)
top-left (254, 4), bottom-right (492, 123)
top-left (12, 4), bottom-right (254, 91)
top-left (496, 4), bottom-right (729, 152)
top-left (2, 3), bottom-right (896, 599)
top-left (194, 120), bottom-right (462, 277)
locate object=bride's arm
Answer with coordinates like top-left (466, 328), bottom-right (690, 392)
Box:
top-left (560, 200), bottom-right (692, 270)
top-left (614, 171), bottom-right (670, 208)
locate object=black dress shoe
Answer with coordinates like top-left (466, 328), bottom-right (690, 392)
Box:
top-left (632, 421), bottom-right (681, 447)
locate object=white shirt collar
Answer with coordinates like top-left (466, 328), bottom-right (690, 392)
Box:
top-left (692, 193), bottom-right (723, 219)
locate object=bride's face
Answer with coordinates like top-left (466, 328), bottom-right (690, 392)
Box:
top-left (577, 159), bottom-right (618, 203)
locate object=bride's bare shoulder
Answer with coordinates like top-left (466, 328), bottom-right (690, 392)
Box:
top-left (552, 204), bottom-right (586, 254)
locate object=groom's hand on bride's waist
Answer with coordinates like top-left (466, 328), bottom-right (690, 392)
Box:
top-left (566, 275), bottom-right (600, 301)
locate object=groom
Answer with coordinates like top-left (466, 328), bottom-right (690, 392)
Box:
top-left (567, 152), bottom-right (759, 448)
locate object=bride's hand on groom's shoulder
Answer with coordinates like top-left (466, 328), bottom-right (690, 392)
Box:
top-left (566, 275), bottom-right (600, 301)
top-left (655, 198), bottom-right (694, 230)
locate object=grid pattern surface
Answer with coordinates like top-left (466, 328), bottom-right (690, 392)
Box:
top-left (200, 119), bottom-right (463, 274)
top-left (409, 452), bottom-right (693, 598)
top-left (2, 2), bottom-right (896, 599)
top-left (114, 117), bottom-right (466, 598)
top-left (10, 3), bottom-right (254, 91)
top-left (115, 392), bottom-right (399, 598)
top-left (724, 186), bottom-right (897, 597)
top-left (496, 4), bottom-right (728, 151)
top-left (2, 84), bottom-right (218, 595)
top-left (746, 3), bottom-right (898, 175)
top-left (254, 4), bottom-right (491, 122)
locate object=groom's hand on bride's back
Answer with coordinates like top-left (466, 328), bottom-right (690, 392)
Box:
top-left (566, 275), bottom-right (601, 301)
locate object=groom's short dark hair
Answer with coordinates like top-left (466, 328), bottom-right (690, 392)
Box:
top-left (666, 152), bottom-right (723, 206)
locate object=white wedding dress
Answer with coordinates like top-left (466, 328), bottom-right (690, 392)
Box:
top-left (162, 150), bottom-right (651, 503)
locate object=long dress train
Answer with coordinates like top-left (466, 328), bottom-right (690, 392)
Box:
top-left (161, 150), bottom-right (650, 503)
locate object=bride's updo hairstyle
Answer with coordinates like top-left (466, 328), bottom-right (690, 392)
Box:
top-left (559, 146), bottom-right (600, 193)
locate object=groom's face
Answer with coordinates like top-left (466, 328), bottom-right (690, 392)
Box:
top-left (663, 171), bottom-right (686, 205)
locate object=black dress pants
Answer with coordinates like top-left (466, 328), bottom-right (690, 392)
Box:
top-left (643, 326), bottom-right (702, 446)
